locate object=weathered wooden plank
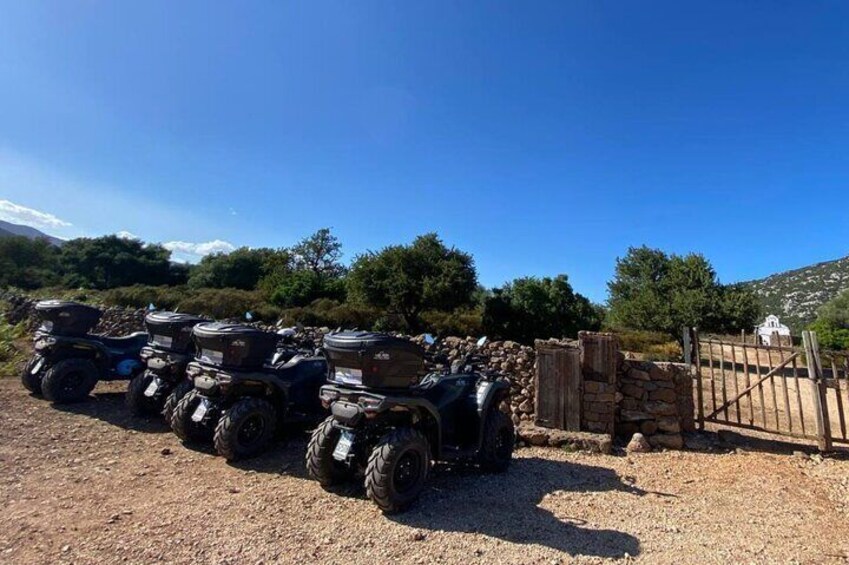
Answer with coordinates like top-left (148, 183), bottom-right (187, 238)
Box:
top-left (754, 345), bottom-right (768, 428)
top-left (792, 355), bottom-right (806, 436)
top-left (803, 331), bottom-right (832, 451)
top-left (830, 357), bottom-right (846, 440)
top-left (693, 329), bottom-right (704, 431)
top-left (742, 342), bottom-right (754, 426)
top-left (730, 340), bottom-right (741, 424)
top-left (779, 348), bottom-right (793, 433)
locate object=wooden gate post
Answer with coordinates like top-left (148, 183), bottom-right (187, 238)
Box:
top-left (685, 327), bottom-right (704, 431)
top-left (803, 331), bottom-right (833, 451)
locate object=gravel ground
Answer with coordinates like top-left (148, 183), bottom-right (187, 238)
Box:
top-left (1, 378), bottom-right (848, 565)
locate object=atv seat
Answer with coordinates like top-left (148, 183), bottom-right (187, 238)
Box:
top-left (99, 332), bottom-right (148, 352)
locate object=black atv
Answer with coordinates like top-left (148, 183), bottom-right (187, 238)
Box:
top-left (125, 311), bottom-right (208, 419)
top-left (22, 300), bottom-right (147, 404)
top-left (306, 332), bottom-right (514, 513)
top-left (170, 322), bottom-right (328, 461)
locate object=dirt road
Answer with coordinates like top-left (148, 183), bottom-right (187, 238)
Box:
top-left (1, 378), bottom-right (848, 564)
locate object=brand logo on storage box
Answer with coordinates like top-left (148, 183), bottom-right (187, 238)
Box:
top-left (374, 351), bottom-right (391, 361)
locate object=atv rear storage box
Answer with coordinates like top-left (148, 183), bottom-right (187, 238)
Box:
top-left (34, 300), bottom-right (102, 336)
top-left (192, 322), bottom-right (277, 369)
top-left (323, 331), bottom-right (425, 388)
top-left (145, 311), bottom-right (208, 353)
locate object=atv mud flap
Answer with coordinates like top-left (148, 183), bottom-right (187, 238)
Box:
top-left (332, 430), bottom-right (356, 462)
top-left (191, 398), bottom-right (213, 423)
top-left (144, 376), bottom-right (164, 398)
top-left (30, 356), bottom-right (45, 375)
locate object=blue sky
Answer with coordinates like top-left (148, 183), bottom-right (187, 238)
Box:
top-left (1, 1), bottom-right (847, 302)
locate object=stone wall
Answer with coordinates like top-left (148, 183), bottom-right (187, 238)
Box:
top-left (616, 359), bottom-right (694, 449)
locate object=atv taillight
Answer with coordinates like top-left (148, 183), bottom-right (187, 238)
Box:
top-left (358, 396), bottom-right (383, 414)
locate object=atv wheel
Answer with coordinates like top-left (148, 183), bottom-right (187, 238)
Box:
top-left (125, 371), bottom-right (163, 416)
top-left (479, 408), bottom-right (515, 472)
top-left (365, 427), bottom-right (430, 513)
top-left (21, 354), bottom-right (46, 395)
top-left (171, 390), bottom-right (214, 443)
top-left (214, 397), bottom-right (277, 461)
top-left (162, 379), bottom-right (194, 423)
top-left (306, 416), bottom-right (355, 487)
top-left (41, 358), bottom-right (100, 404)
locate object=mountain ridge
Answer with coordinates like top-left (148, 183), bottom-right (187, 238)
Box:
top-left (0, 220), bottom-right (64, 246)
top-left (741, 254), bottom-right (849, 332)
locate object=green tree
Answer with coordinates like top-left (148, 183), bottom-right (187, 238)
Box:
top-left (347, 233), bottom-right (477, 331)
top-left (291, 228), bottom-right (345, 278)
top-left (482, 275), bottom-right (601, 343)
top-left (607, 246), bottom-right (761, 338)
top-left (0, 236), bottom-right (61, 289)
top-left (188, 247), bottom-right (284, 290)
top-left (59, 236), bottom-right (173, 289)
top-left (265, 229), bottom-right (347, 307)
top-left (809, 289), bottom-right (849, 350)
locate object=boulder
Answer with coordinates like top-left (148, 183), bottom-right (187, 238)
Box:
top-left (626, 433), bottom-right (652, 453)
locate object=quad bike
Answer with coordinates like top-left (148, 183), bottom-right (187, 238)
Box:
top-left (22, 300), bottom-right (147, 403)
top-left (306, 332), bottom-right (514, 513)
top-left (170, 322), bottom-right (328, 461)
top-left (125, 311), bottom-right (208, 419)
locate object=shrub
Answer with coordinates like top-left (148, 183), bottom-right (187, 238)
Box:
top-left (421, 309), bottom-right (483, 337)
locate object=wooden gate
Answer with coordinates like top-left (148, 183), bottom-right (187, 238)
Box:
top-left (690, 328), bottom-right (849, 450)
top-left (535, 347), bottom-right (582, 430)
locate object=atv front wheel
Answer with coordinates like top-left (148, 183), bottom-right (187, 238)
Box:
top-left (125, 371), bottom-right (162, 416)
top-left (306, 416), bottom-right (355, 488)
top-left (364, 427), bottom-right (430, 513)
top-left (21, 354), bottom-right (46, 395)
top-left (171, 390), bottom-right (214, 443)
top-left (213, 397), bottom-right (277, 461)
top-left (162, 379), bottom-right (194, 423)
top-left (41, 358), bottom-right (99, 404)
top-left (478, 408), bottom-right (515, 472)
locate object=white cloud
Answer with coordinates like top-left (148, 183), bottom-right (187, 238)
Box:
top-left (163, 239), bottom-right (236, 258)
top-left (115, 230), bottom-right (139, 240)
top-left (0, 199), bottom-right (71, 229)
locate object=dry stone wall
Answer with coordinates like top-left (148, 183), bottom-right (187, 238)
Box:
top-left (616, 358), bottom-right (694, 449)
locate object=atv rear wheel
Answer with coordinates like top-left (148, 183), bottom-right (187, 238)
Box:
top-left (364, 427), bottom-right (430, 513)
top-left (21, 354), bottom-right (46, 395)
top-left (125, 371), bottom-right (163, 416)
top-left (162, 379), bottom-right (194, 423)
top-left (479, 408), bottom-right (515, 472)
top-left (213, 397), bottom-right (277, 461)
top-left (41, 358), bottom-right (100, 404)
top-left (171, 390), bottom-right (214, 443)
top-left (306, 416), bottom-right (355, 488)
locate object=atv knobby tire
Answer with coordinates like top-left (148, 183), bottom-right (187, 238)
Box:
top-left (125, 371), bottom-right (162, 416)
top-left (21, 355), bottom-right (45, 395)
top-left (162, 379), bottom-right (194, 423)
top-left (213, 397), bottom-right (277, 461)
top-left (171, 390), bottom-right (214, 443)
top-left (478, 408), bottom-right (515, 472)
top-left (365, 427), bottom-right (430, 513)
top-left (41, 358), bottom-right (100, 404)
top-left (306, 416), bottom-right (354, 488)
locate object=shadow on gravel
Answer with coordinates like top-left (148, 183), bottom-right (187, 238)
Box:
top-left (388, 457), bottom-right (645, 559)
top-left (225, 434), bottom-right (312, 478)
top-left (688, 429), bottom-right (849, 459)
top-left (51, 391), bottom-right (172, 434)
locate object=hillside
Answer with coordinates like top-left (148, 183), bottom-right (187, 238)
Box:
top-left (0, 220), bottom-right (63, 246)
top-left (742, 255), bottom-right (849, 332)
